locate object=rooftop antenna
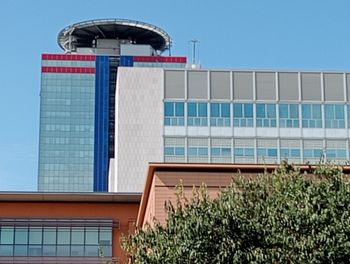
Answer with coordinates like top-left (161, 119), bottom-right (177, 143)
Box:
top-left (190, 39), bottom-right (199, 64)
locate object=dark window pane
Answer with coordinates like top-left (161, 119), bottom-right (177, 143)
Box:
top-left (324, 105), bottom-right (333, 119)
top-left (57, 228), bottom-right (70, 245)
top-left (233, 104), bottom-right (242, 117)
top-left (85, 229), bottom-right (98, 245)
top-left (244, 104), bottom-right (253, 118)
top-left (268, 149), bottom-right (277, 157)
top-left (14, 245), bottom-right (27, 256)
top-left (43, 245), bottom-right (56, 256)
top-left (257, 148), bottom-right (266, 156)
top-left (245, 148), bottom-right (254, 156)
top-left (99, 230), bottom-right (112, 246)
top-left (303, 149), bottom-right (313, 157)
top-left (302, 104), bottom-right (311, 119)
top-left (187, 103), bottom-right (197, 117)
top-left (222, 148), bottom-right (231, 157)
top-left (29, 228), bottom-right (42, 244)
top-left (15, 228), bottom-right (28, 244)
top-left (211, 148), bottom-right (220, 156)
top-left (314, 149), bottom-right (322, 157)
top-left (210, 103), bottom-right (219, 117)
top-left (198, 148), bottom-right (208, 156)
top-left (290, 104), bottom-right (299, 118)
top-left (0, 245), bottom-right (13, 256)
top-left (338, 149), bottom-right (346, 157)
top-left (256, 104), bottom-right (265, 118)
top-left (175, 147), bottom-right (185, 156)
top-left (71, 229), bottom-right (84, 245)
top-left (267, 104), bottom-right (276, 118)
top-left (234, 148), bottom-right (243, 156)
top-left (291, 149), bottom-right (300, 157)
top-left (164, 147), bottom-right (174, 155)
top-left (100, 245), bottom-right (112, 257)
top-left (280, 149), bottom-right (289, 157)
top-left (175, 102), bottom-right (184, 117)
top-left (43, 228), bottom-right (56, 244)
top-left (335, 105), bottom-right (344, 119)
top-left (312, 105), bottom-right (321, 119)
top-left (85, 245), bottom-right (98, 256)
top-left (164, 102), bottom-right (173, 116)
top-left (279, 104), bottom-right (288, 118)
top-left (221, 103), bottom-right (230, 117)
top-left (57, 245), bottom-right (70, 256)
top-left (1, 228), bottom-right (14, 244)
top-left (198, 103), bottom-right (207, 117)
top-left (28, 245), bottom-right (42, 256)
top-left (71, 245), bottom-right (84, 256)
top-left (188, 148), bottom-right (197, 156)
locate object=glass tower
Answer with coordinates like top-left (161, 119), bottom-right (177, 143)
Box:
top-left (38, 54), bottom-right (97, 192)
top-left (38, 19), bottom-right (186, 192)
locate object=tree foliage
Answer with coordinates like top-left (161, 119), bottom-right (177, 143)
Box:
top-left (122, 162), bottom-right (350, 263)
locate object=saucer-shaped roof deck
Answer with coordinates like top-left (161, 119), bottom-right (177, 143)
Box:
top-left (58, 19), bottom-right (172, 53)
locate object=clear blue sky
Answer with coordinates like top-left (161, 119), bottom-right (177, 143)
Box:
top-left (0, 0), bottom-right (350, 191)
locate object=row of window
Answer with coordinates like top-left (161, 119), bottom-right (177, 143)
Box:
top-left (164, 102), bottom-right (349, 128)
top-left (0, 226), bottom-right (112, 257)
top-left (165, 146), bottom-right (347, 159)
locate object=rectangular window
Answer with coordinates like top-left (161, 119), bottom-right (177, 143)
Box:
top-left (302, 104), bottom-right (322, 128)
top-left (210, 103), bottom-right (230, 127)
top-left (324, 104), bottom-right (345, 128)
top-left (233, 103), bottom-right (253, 127)
top-left (43, 228), bottom-right (56, 244)
top-left (164, 147), bottom-right (185, 156)
top-left (14, 228), bottom-right (28, 244)
top-left (29, 228), bottom-right (42, 245)
top-left (188, 102), bottom-right (208, 126)
top-left (0, 221), bottom-right (113, 257)
top-left (164, 102), bottom-right (185, 126)
top-left (256, 104), bottom-right (276, 127)
top-left (188, 147), bottom-right (208, 156)
top-left (280, 148), bottom-right (301, 158)
top-left (1, 228), bottom-right (14, 244)
top-left (279, 104), bottom-right (299, 128)
top-left (211, 147), bottom-right (231, 157)
top-left (303, 149), bottom-right (323, 158)
top-left (326, 149), bottom-right (346, 158)
top-left (257, 148), bottom-right (277, 157)
top-left (234, 148), bottom-right (254, 157)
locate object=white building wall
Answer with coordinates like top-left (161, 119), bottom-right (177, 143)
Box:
top-left (111, 67), bottom-right (164, 192)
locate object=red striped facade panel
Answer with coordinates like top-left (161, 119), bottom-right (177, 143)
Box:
top-left (42, 54), bottom-right (96, 61)
top-left (133, 56), bottom-right (187, 63)
top-left (41, 66), bottom-right (96, 74)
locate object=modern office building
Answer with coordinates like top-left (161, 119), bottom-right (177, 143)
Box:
top-left (38, 19), bottom-right (186, 192)
top-left (112, 68), bottom-right (350, 192)
top-left (39, 18), bottom-right (350, 194)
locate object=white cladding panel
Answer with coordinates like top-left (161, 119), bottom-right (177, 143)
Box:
top-left (113, 67), bottom-right (163, 192)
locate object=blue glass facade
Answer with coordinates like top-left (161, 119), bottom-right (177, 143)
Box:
top-left (94, 56), bottom-right (110, 192)
top-left (39, 54), bottom-right (111, 192)
top-left (38, 68), bottom-right (96, 192)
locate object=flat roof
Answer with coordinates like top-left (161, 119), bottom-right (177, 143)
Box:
top-left (58, 19), bottom-right (172, 53)
top-left (136, 162), bottom-right (350, 226)
top-left (0, 192), bottom-right (141, 203)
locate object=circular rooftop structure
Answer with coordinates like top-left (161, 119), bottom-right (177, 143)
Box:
top-left (58, 18), bottom-right (172, 53)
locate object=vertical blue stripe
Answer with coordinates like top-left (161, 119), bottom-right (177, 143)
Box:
top-left (94, 56), bottom-right (109, 192)
top-left (119, 56), bottom-right (134, 66)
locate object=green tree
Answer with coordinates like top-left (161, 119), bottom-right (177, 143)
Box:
top-left (122, 162), bottom-right (350, 263)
